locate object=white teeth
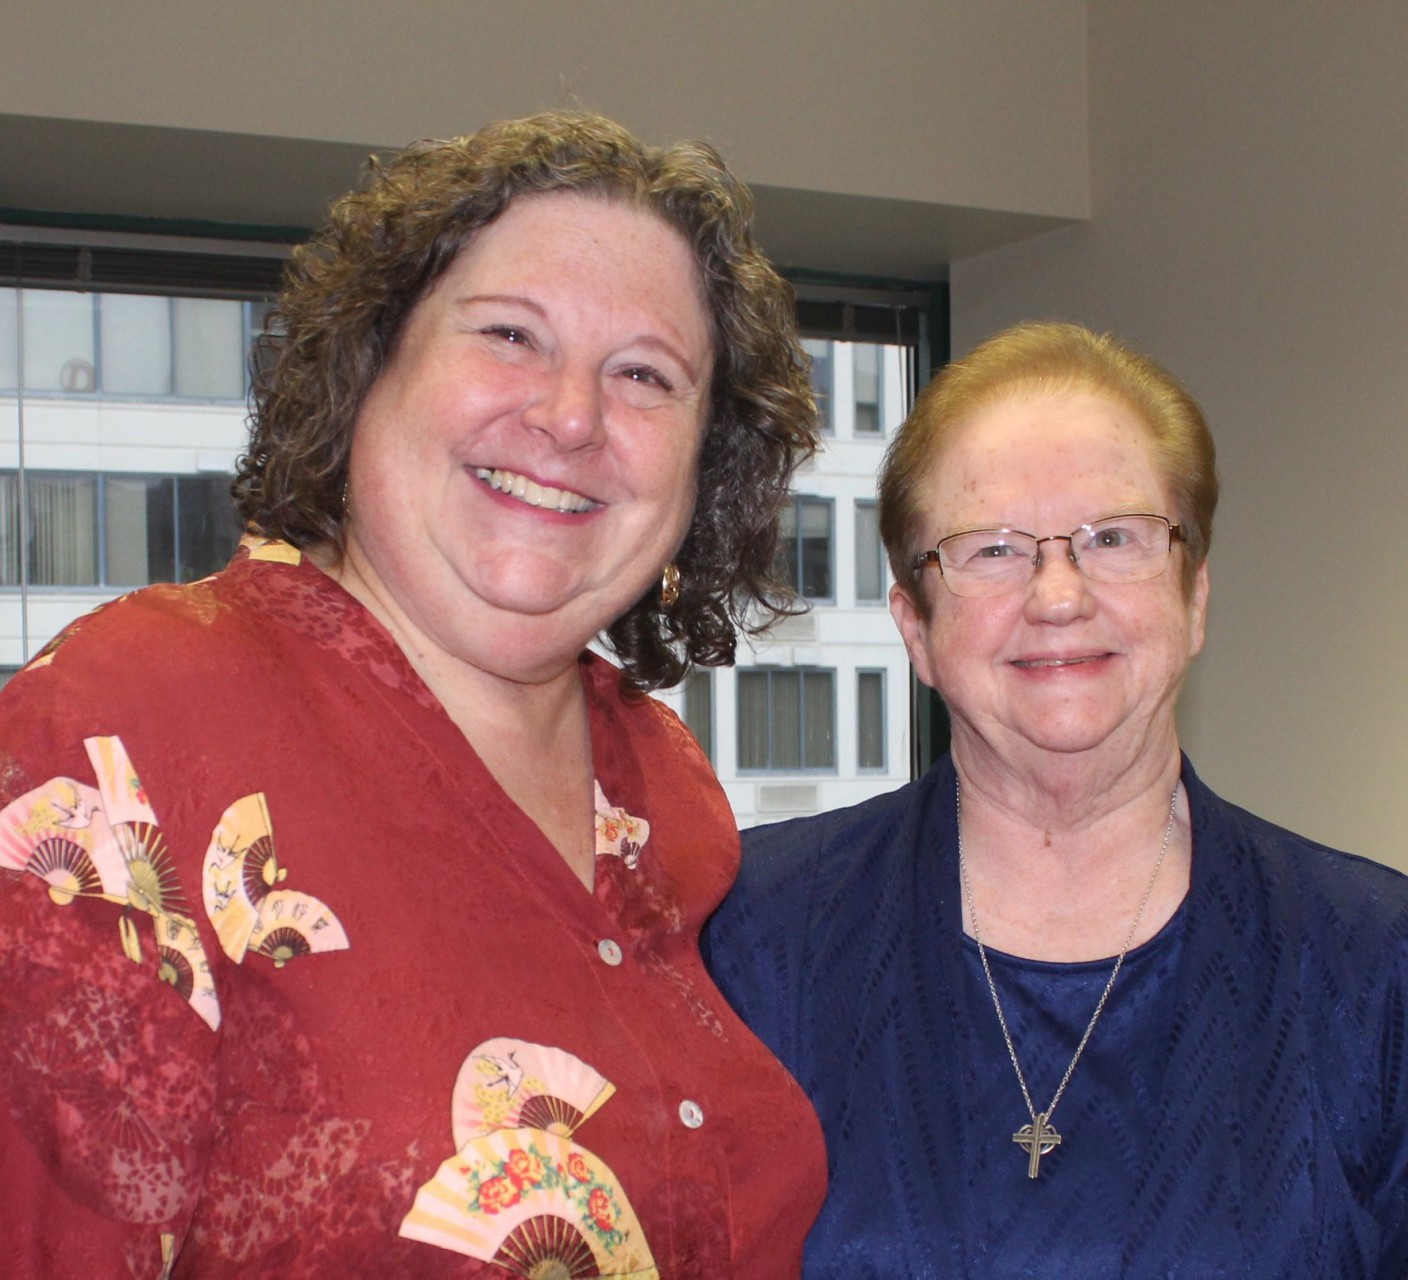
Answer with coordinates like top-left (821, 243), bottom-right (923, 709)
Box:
top-left (1017, 655), bottom-right (1098, 668)
top-left (473, 467), bottom-right (595, 513)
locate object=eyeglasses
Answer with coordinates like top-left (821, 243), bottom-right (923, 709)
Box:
top-left (913, 514), bottom-right (1184, 598)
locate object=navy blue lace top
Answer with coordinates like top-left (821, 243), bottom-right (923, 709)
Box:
top-left (704, 756), bottom-right (1408, 1278)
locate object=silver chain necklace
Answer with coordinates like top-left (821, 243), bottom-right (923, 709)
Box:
top-left (956, 780), bottom-right (1180, 1179)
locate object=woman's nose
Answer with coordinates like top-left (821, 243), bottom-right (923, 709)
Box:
top-left (1022, 538), bottom-right (1094, 621)
top-left (521, 363), bottom-right (605, 449)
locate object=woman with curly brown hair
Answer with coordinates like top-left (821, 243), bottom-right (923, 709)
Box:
top-left (0, 113), bottom-right (825, 1278)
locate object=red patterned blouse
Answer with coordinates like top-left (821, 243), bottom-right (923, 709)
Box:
top-left (0, 538), bottom-right (826, 1279)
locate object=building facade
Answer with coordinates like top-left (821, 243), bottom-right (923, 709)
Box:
top-left (654, 337), bottom-right (915, 826)
top-left (1, 280), bottom-right (252, 676)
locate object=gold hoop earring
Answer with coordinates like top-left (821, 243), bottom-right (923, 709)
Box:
top-left (660, 562), bottom-right (681, 608)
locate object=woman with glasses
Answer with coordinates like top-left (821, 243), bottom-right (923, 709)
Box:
top-left (706, 321), bottom-right (1408, 1276)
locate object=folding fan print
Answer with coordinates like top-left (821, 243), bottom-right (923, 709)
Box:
top-left (0, 776), bottom-right (118, 899)
top-left (401, 1038), bottom-right (657, 1276)
top-left (594, 782), bottom-right (650, 869)
top-left (241, 534), bottom-right (303, 564)
top-left (86, 734), bottom-right (155, 826)
top-left (451, 1038), bottom-right (616, 1147)
top-left (0, 735), bottom-right (221, 1030)
top-left (400, 1127), bottom-right (658, 1278)
top-left (202, 792), bottom-right (349, 968)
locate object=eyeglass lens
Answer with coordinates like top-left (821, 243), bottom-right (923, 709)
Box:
top-left (935, 515), bottom-right (1174, 597)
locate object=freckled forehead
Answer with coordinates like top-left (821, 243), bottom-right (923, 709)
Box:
top-left (925, 388), bottom-right (1168, 527)
top-left (452, 192), bottom-right (701, 291)
top-left (422, 190), bottom-right (714, 368)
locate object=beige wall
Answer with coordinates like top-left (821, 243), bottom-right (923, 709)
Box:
top-left (6, 1), bottom-right (1405, 865)
top-left (953, 2), bottom-right (1408, 868)
top-left (1, 1), bottom-right (1087, 274)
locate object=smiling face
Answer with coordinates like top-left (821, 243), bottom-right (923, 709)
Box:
top-left (889, 387), bottom-right (1209, 772)
top-left (338, 190), bottom-right (714, 684)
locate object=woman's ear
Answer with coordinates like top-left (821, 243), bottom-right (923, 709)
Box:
top-left (1188, 559), bottom-right (1210, 659)
top-left (890, 581), bottom-right (938, 689)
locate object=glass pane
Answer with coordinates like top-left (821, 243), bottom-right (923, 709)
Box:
top-left (854, 343), bottom-right (882, 434)
top-left (105, 475), bottom-right (174, 585)
top-left (858, 670), bottom-right (885, 768)
top-left (777, 499), bottom-right (799, 590)
top-left (737, 670), bottom-right (771, 770)
top-left (177, 474), bottom-right (240, 581)
top-left (802, 670), bottom-right (835, 769)
top-left (855, 501), bottom-right (883, 601)
top-left (798, 500), bottom-right (830, 538)
top-left (799, 500), bottom-right (832, 599)
top-left (246, 300), bottom-right (278, 389)
top-left (22, 290), bottom-right (95, 392)
top-left (683, 669), bottom-right (713, 761)
top-left (100, 294), bottom-right (171, 395)
top-left (778, 500), bottom-right (797, 540)
top-left (802, 337), bottom-right (832, 433)
top-left (772, 672), bottom-right (802, 770)
top-left (174, 297), bottom-right (245, 398)
top-left (0, 473), bottom-right (18, 585)
top-left (801, 541), bottom-right (831, 597)
top-left (27, 473), bottom-right (98, 584)
top-left (0, 288), bottom-right (17, 390)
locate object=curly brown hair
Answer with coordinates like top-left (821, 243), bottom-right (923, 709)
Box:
top-left (234, 111), bottom-right (817, 691)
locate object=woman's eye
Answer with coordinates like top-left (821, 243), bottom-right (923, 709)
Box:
top-left (621, 365), bottom-right (673, 392)
top-left (480, 325), bottom-right (532, 347)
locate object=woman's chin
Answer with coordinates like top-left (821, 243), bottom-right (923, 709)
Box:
top-left (971, 706), bottom-right (1137, 761)
top-left (471, 577), bottom-right (641, 634)
top-left (440, 592), bottom-right (633, 680)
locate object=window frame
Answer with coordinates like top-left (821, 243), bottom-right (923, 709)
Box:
top-left (778, 494), bottom-right (835, 604)
top-left (3, 285), bottom-right (264, 404)
top-left (856, 668), bottom-right (888, 772)
top-left (0, 469), bottom-right (240, 591)
top-left (681, 668), bottom-right (714, 763)
top-left (801, 336), bottom-right (834, 436)
top-left (853, 498), bottom-right (886, 604)
top-left (851, 341), bottom-right (885, 436)
top-left (736, 665), bottom-right (837, 775)
top-left (790, 276), bottom-right (952, 783)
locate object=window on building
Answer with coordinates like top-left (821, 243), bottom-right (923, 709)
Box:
top-left (3, 243), bottom-right (284, 670)
top-left (778, 496), bottom-right (833, 601)
top-left (8, 473), bottom-right (99, 584)
top-left (857, 669), bottom-right (886, 770)
top-left (853, 343), bottom-right (883, 434)
top-left (682, 668), bottom-right (713, 762)
top-left (737, 667), bottom-right (835, 771)
top-left (0, 471), bottom-right (239, 588)
top-left (855, 499), bottom-right (885, 603)
top-left (1, 287), bottom-right (254, 400)
top-left (802, 337), bottom-right (832, 433)
top-left (9, 288), bottom-right (95, 392)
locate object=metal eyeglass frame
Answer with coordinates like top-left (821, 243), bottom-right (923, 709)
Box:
top-left (911, 513), bottom-right (1185, 595)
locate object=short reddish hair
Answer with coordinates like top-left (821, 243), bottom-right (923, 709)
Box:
top-left (880, 321), bottom-right (1218, 605)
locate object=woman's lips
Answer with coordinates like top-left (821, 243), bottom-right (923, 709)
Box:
top-left (1011, 654), bottom-right (1110, 669)
top-left (471, 466), bottom-right (598, 513)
